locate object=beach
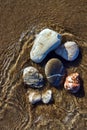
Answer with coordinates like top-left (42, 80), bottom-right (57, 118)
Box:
top-left (0, 0), bottom-right (87, 130)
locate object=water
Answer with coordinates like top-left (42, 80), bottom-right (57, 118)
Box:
top-left (0, 23), bottom-right (87, 130)
top-left (0, 0), bottom-right (87, 129)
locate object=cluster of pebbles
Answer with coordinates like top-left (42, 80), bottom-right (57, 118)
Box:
top-left (23, 28), bottom-right (81, 104)
top-left (28, 90), bottom-right (52, 104)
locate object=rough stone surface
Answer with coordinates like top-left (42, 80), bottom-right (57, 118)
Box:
top-left (64, 72), bottom-right (80, 93)
top-left (28, 91), bottom-right (42, 104)
top-left (23, 66), bottom-right (44, 88)
top-left (55, 41), bottom-right (79, 61)
top-left (30, 28), bottom-right (61, 63)
top-left (45, 58), bottom-right (65, 86)
top-left (42, 90), bottom-right (52, 104)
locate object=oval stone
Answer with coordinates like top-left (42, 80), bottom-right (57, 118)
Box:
top-left (64, 72), bottom-right (80, 93)
top-left (23, 66), bottom-right (44, 88)
top-left (45, 58), bottom-right (65, 86)
top-left (28, 91), bottom-right (42, 104)
top-left (55, 41), bottom-right (79, 61)
top-left (30, 28), bottom-right (61, 63)
top-left (42, 90), bottom-right (52, 104)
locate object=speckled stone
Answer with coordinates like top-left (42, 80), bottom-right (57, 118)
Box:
top-left (23, 66), bottom-right (44, 88)
top-left (64, 72), bottom-right (80, 93)
top-left (30, 28), bottom-right (61, 63)
top-left (55, 41), bottom-right (79, 61)
top-left (28, 91), bottom-right (42, 104)
top-left (45, 58), bottom-right (65, 86)
top-left (42, 90), bottom-right (52, 104)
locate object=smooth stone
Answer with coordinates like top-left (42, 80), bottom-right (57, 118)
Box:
top-left (55, 41), bottom-right (79, 61)
top-left (28, 91), bottom-right (42, 104)
top-left (30, 28), bottom-right (61, 63)
top-left (23, 66), bottom-right (44, 88)
top-left (64, 73), bottom-right (80, 93)
top-left (45, 58), bottom-right (65, 86)
top-left (42, 90), bottom-right (52, 104)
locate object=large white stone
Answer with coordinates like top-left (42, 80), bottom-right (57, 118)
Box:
top-left (30, 28), bottom-right (61, 63)
top-left (55, 41), bottom-right (79, 61)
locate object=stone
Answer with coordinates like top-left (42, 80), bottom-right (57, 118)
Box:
top-left (45, 58), bottom-right (65, 86)
top-left (42, 90), bottom-right (52, 104)
top-left (64, 72), bottom-right (80, 93)
top-left (30, 28), bottom-right (61, 63)
top-left (28, 91), bottom-right (42, 104)
top-left (55, 41), bottom-right (79, 61)
top-left (23, 66), bottom-right (44, 88)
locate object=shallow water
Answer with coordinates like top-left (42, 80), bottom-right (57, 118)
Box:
top-left (0, 23), bottom-right (87, 130)
top-left (0, 0), bottom-right (87, 130)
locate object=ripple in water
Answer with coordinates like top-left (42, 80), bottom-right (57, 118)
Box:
top-left (0, 23), bottom-right (87, 130)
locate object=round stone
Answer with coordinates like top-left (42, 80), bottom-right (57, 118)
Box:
top-left (55, 41), bottom-right (79, 61)
top-left (42, 90), bottom-right (52, 104)
top-left (28, 91), bottom-right (42, 104)
top-left (45, 58), bottom-right (65, 86)
top-left (30, 28), bottom-right (61, 63)
top-left (64, 72), bottom-right (80, 93)
top-left (23, 66), bottom-right (44, 88)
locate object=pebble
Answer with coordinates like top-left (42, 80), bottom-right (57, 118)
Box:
top-left (28, 91), bottom-right (42, 104)
top-left (64, 72), bottom-right (80, 93)
top-left (42, 90), bottom-right (52, 104)
top-left (55, 41), bottom-right (79, 61)
top-left (30, 28), bottom-right (61, 63)
top-left (45, 58), bottom-right (65, 86)
top-left (23, 66), bottom-right (44, 88)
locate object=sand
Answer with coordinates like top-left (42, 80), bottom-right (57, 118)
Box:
top-left (0, 0), bottom-right (87, 130)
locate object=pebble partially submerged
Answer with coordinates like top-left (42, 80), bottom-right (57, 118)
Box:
top-left (64, 73), bottom-right (80, 93)
top-left (55, 41), bottom-right (79, 61)
top-left (45, 58), bottom-right (65, 86)
top-left (42, 90), bottom-right (52, 104)
top-left (30, 28), bottom-right (61, 63)
top-left (28, 91), bottom-right (42, 104)
top-left (23, 66), bottom-right (44, 88)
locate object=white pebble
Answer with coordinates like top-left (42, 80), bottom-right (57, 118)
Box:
top-left (55, 41), bottom-right (79, 61)
top-left (42, 90), bottom-right (52, 104)
top-left (28, 92), bottom-right (42, 104)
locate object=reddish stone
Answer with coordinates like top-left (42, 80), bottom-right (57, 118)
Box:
top-left (64, 73), bottom-right (80, 93)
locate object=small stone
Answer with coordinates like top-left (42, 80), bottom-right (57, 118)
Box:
top-left (30, 28), bottom-right (61, 63)
top-left (23, 66), bottom-right (44, 88)
top-left (64, 73), bottom-right (80, 93)
top-left (42, 90), bottom-right (52, 104)
top-left (45, 58), bottom-right (65, 86)
top-left (55, 41), bottom-right (79, 61)
top-left (28, 91), bottom-right (42, 104)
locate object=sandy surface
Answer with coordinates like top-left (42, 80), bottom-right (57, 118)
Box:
top-left (0, 0), bottom-right (87, 48)
top-left (0, 0), bottom-right (87, 130)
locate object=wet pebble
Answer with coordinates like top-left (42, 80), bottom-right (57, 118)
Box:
top-left (28, 91), bottom-right (42, 104)
top-left (23, 66), bottom-right (44, 88)
top-left (30, 28), bottom-right (61, 63)
top-left (55, 41), bottom-right (79, 61)
top-left (42, 90), bottom-right (52, 104)
top-left (64, 72), bottom-right (80, 93)
top-left (45, 58), bottom-right (65, 86)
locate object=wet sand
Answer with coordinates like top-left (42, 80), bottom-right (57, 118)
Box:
top-left (0, 0), bottom-right (87, 130)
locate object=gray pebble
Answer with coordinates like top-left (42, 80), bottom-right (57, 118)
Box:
top-left (23, 66), bottom-right (44, 88)
top-left (45, 58), bottom-right (65, 86)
